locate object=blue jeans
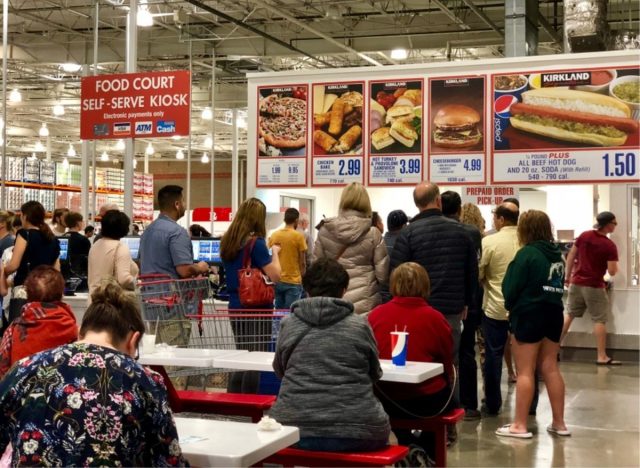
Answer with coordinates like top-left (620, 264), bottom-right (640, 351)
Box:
top-left (296, 437), bottom-right (388, 452)
top-left (275, 282), bottom-right (302, 310)
top-left (482, 315), bottom-right (509, 413)
top-left (445, 313), bottom-right (462, 406)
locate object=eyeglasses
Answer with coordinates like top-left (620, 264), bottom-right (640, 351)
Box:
top-left (610, 221), bottom-right (618, 226)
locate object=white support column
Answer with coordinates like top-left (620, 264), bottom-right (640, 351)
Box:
top-left (209, 51), bottom-right (216, 235)
top-left (123, 0), bottom-right (137, 218)
top-left (231, 109), bottom-right (239, 213)
top-left (186, 39), bottom-right (193, 227)
top-left (1, 0), bottom-right (8, 210)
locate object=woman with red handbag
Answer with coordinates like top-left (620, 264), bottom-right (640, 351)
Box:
top-left (221, 197), bottom-right (281, 393)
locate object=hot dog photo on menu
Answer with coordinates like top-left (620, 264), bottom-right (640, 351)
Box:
top-left (369, 80), bottom-right (423, 154)
top-left (258, 85), bottom-right (308, 158)
top-left (493, 67), bottom-right (640, 150)
top-left (429, 77), bottom-right (485, 153)
top-left (312, 82), bottom-right (364, 156)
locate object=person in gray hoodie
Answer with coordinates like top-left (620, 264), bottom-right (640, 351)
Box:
top-left (270, 258), bottom-right (391, 452)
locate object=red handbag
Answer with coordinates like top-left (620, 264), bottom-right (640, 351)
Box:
top-left (237, 237), bottom-right (275, 307)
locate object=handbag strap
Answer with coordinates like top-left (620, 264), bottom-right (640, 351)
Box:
top-left (241, 236), bottom-right (258, 269)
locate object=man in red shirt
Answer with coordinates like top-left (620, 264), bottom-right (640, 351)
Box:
top-left (561, 211), bottom-right (620, 365)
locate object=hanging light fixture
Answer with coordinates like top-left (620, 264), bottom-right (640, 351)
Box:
top-left (30, 152), bottom-right (38, 160)
top-left (115, 139), bottom-right (126, 150)
top-left (390, 48), bottom-right (408, 60)
top-left (60, 63), bottom-right (82, 73)
top-left (145, 142), bottom-right (154, 155)
top-left (204, 136), bottom-right (213, 148)
top-left (137, 0), bottom-right (154, 27)
top-left (201, 152), bottom-right (210, 164)
top-left (9, 89), bottom-right (22, 102)
top-left (34, 141), bottom-right (45, 152)
top-left (100, 151), bottom-right (109, 162)
top-left (176, 149), bottom-right (185, 160)
top-left (39, 123), bottom-right (49, 137)
top-left (53, 104), bottom-right (65, 116)
top-left (201, 107), bottom-right (213, 120)
top-left (62, 157), bottom-right (69, 168)
top-left (172, 135), bottom-right (181, 140)
top-left (67, 144), bottom-right (76, 157)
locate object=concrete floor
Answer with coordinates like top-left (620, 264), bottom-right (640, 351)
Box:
top-left (449, 361), bottom-right (639, 467)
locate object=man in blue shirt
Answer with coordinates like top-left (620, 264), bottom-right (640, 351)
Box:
top-left (140, 185), bottom-right (209, 279)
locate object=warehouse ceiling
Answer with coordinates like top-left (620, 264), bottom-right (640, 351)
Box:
top-left (1, 0), bottom-right (638, 163)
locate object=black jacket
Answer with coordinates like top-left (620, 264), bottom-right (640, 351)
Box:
top-left (390, 209), bottom-right (479, 316)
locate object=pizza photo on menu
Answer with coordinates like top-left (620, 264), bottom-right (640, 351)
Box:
top-left (258, 86), bottom-right (308, 157)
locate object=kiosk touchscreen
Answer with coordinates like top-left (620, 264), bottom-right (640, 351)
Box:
top-left (120, 236), bottom-right (141, 260)
top-left (192, 238), bottom-right (222, 264)
top-left (58, 237), bottom-right (69, 261)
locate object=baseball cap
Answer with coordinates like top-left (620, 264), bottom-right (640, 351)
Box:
top-left (387, 210), bottom-right (409, 230)
top-left (594, 211), bottom-right (616, 229)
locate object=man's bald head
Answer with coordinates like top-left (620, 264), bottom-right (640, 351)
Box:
top-left (413, 182), bottom-right (441, 211)
top-left (494, 202), bottom-right (519, 228)
top-left (99, 204), bottom-right (119, 217)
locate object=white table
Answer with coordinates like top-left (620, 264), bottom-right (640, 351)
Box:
top-left (139, 347), bottom-right (248, 367)
top-left (175, 417), bottom-right (299, 467)
top-left (213, 351), bottom-right (443, 384)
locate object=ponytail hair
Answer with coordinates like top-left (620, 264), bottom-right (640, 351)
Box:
top-left (20, 201), bottom-right (55, 242)
top-left (80, 278), bottom-right (144, 345)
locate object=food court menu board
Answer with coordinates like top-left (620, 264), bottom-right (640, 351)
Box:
top-left (311, 82), bottom-right (365, 186)
top-left (368, 79), bottom-right (424, 185)
top-left (256, 85), bottom-right (308, 186)
top-left (492, 66), bottom-right (640, 184)
top-left (428, 76), bottom-right (486, 184)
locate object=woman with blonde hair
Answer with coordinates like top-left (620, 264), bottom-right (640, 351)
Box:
top-left (496, 210), bottom-right (568, 439)
top-left (461, 202), bottom-right (485, 234)
top-left (314, 183), bottom-right (388, 314)
top-left (221, 197), bottom-right (281, 392)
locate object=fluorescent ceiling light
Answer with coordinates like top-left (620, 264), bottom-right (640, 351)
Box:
top-left (390, 48), bottom-right (408, 60)
top-left (39, 123), bottom-right (49, 137)
top-left (236, 116), bottom-right (247, 128)
top-left (145, 142), bottom-right (154, 155)
top-left (201, 107), bottom-right (213, 120)
top-left (34, 141), bottom-right (45, 152)
top-left (67, 144), bottom-right (76, 157)
top-left (100, 151), bottom-right (109, 162)
top-left (137, 1), bottom-right (154, 27)
top-left (53, 104), bottom-right (65, 116)
top-left (204, 136), bottom-right (213, 148)
top-left (30, 152), bottom-right (38, 160)
top-left (115, 139), bottom-right (126, 150)
top-left (201, 152), bottom-right (210, 164)
top-left (9, 89), bottom-right (22, 102)
top-left (172, 135), bottom-right (181, 140)
top-left (176, 149), bottom-right (185, 160)
top-left (61, 63), bottom-right (82, 73)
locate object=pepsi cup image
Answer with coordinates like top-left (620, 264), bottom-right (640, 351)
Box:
top-left (493, 74), bottom-right (529, 149)
top-left (390, 331), bottom-right (409, 366)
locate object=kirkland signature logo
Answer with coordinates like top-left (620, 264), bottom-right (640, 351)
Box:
top-left (156, 120), bottom-right (176, 133)
top-left (113, 122), bottom-right (131, 135)
top-left (135, 121), bottom-right (153, 135)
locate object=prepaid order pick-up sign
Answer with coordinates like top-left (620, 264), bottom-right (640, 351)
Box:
top-left (461, 186), bottom-right (520, 206)
top-left (80, 70), bottom-right (190, 140)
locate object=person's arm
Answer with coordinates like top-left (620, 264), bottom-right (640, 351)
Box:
top-left (262, 244), bottom-right (281, 283)
top-left (3, 233), bottom-right (26, 275)
top-left (607, 261), bottom-right (619, 277)
top-left (364, 322), bottom-right (383, 381)
top-left (464, 237), bottom-right (478, 310)
top-left (115, 244), bottom-right (137, 289)
top-left (298, 235), bottom-right (307, 277)
top-left (434, 313), bottom-right (454, 382)
top-left (312, 233), bottom-right (324, 262)
top-left (564, 244), bottom-right (578, 285)
top-left (0, 324), bottom-right (14, 378)
top-left (0, 263), bottom-right (7, 297)
top-left (272, 318), bottom-right (290, 379)
top-left (502, 252), bottom-right (528, 311)
top-left (171, 230), bottom-right (208, 278)
top-left (53, 258), bottom-right (61, 271)
top-left (373, 230), bottom-right (389, 286)
top-left (478, 239), bottom-right (492, 283)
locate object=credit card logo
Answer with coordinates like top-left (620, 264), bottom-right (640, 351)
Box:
top-left (157, 120), bottom-right (176, 134)
top-left (135, 121), bottom-right (153, 135)
top-left (93, 123), bottom-right (109, 136)
top-left (113, 122), bottom-right (131, 135)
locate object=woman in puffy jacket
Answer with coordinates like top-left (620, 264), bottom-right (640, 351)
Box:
top-left (314, 183), bottom-right (388, 315)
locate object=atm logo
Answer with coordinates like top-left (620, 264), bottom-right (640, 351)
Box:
top-left (113, 122), bottom-right (131, 135)
top-left (157, 120), bottom-right (176, 134)
top-left (135, 121), bottom-right (153, 135)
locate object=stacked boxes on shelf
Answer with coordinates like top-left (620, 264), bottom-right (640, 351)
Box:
top-left (3, 157), bottom-right (25, 182)
top-left (7, 187), bottom-right (23, 211)
top-left (38, 189), bottom-right (55, 212)
top-left (106, 168), bottom-right (124, 192)
top-left (143, 175), bottom-right (153, 195)
top-left (133, 196), bottom-right (154, 221)
top-left (91, 168), bottom-right (107, 191)
top-left (24, 159), bottom-right (40, 183)
top-left (40, 161), bottom-right (56, 185)
top-left (56, 162), bottom-right (81, 187)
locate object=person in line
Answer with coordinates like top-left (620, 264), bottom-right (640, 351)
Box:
top-left (268, 208), bottom-right (307, 310)
top-left (50, 208), bottom-right (69, 236)
top-left (384, 209), bottom-right (409, 257)
top-left (0, 279), bottom-right (187, 466)
top-left (297, 213), bottom-right (314, 270)
top-left (497, 210), bottom-right (569, 439)
top-left (459, 202), bottom-right (486, 420)
top-left (189, 224), bottom-right (211, 238)
top-left (88, 210), bottom-right (139, 296)
top-left (221, 197), bottom-right (281, 393)
top-left (561, 211), bottom-right (621, 365)
top-left (368, 262), bottom-right (455, 462)
top-left (84, 225), bottom-right (95, 240)
top-left (3, 201), bottom-right (60, 324)
top-left (0, 266), bottom-right (77, 378)
top-left (371, 211), bottom-right (384, 233)
top-left (270, 258), bottom-right (390, 452)
top-left (0, 212), bottom-right (14, 258)
top-left (93, 203), bottom-right (119, 243)
top-left (390, 182), bottom-right (477, 406)
top-left (132, 223), bottom-right (141, 236)
top-left (441, 192), bottom-right (483, 421)
top-left (478, 202), bottom-right (519, 416)
top-left (63, 211), bottom-right (92, 276)
top-left (314, 182), bottom-right (388, 315)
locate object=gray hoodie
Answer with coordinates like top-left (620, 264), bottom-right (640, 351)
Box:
top-left (270, 297), bottom-right (391, 442)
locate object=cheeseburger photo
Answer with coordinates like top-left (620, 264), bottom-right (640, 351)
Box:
top-left (509, 88), bottom-right (639, 146)
top-left (432, 104), bottom-right (483, 149)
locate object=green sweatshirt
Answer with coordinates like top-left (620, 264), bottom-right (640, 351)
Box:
top-left (502, 240), bottom-right (565, 324)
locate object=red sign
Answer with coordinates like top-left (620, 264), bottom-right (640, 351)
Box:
top-left (192, 207), bottom-right (233, 222)
top-left (80, 70), bottom-right (190, 140)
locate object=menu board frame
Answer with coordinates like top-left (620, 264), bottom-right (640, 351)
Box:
top-left (427, 74), bottom-right (487, 186)
top-left (256, 84), bottom-right (309, 188)
top-left (367, 78), bottom-right (424, 187)
top-left (491, 64), bottom-right (640, 185)
top-left (311, 80), bottom-right (366, 187)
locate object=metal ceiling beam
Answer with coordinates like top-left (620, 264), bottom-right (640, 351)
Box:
top-left (430, 0), bottom-right (472, 30)
top-left (183, 0), bottom-right (335, 67)
top-left (9, 8), bottom-right (91, 37)
top-left (538, 11), bottom-right (562, 45)
top-left (460, 0), bottom-right (504, 37)
top-left (249, 0), bottom-right (389, 66)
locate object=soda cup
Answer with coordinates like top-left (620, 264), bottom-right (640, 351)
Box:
top-left (493, 74), bottom-right (529, 150)
top-left (390, 331), bottom-right (409, 366)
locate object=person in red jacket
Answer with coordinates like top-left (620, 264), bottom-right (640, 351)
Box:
top-left (368, 262), bottom-right (457, 459)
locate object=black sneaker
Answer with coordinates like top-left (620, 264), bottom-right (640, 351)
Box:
top-left (481, 403), bottom-right (500, 416)
top-left (464, 409), bottom-right (482, 421)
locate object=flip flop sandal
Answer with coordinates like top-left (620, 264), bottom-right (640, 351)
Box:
top-left (547, 425), bottom-right (571, 436)
top-left (495, 424), bottom-right (533, 439)
top-left (596, 358), bottom-right (622, 366)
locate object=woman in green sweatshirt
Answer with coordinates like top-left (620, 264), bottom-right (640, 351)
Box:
top-left (496, 210), bottom-right (570, 439)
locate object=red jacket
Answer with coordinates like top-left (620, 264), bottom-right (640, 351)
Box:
top-left (368, 296), bottom-right (453, 398)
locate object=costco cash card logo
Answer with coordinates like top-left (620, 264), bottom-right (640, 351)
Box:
top-left (157, 120), bottom-right (176, 133)
top-left (135, 121), bottom-right (153, 135)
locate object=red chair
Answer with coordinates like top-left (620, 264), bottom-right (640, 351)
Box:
top-left (262, 445), bottom-right (409, 467)
top-left (177, 390), bottom-right (276, 422)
